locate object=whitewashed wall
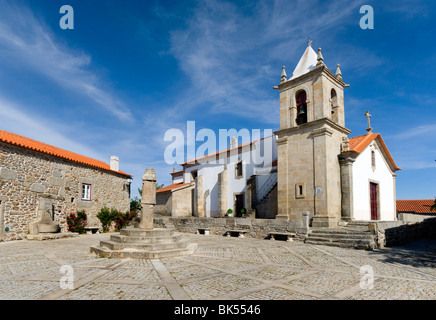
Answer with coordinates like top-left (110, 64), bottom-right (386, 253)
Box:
top-left (352, 141), bottom-right (396, 221)
top-left (182, 136), bottom-right (277, 218)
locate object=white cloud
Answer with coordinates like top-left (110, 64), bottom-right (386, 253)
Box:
top-left (0, 0), bottom-right (133, 122)
top-left (166, 0), bottom-right (365, 122)
top-left (0, 96), bottom-right (105, 160)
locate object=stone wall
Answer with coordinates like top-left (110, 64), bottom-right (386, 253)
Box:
top-left (256, 184), bottom-right (277, 219)
top-left (373, 218), bottom-right (436, 248)
top-left (0, 142), bottom-right (130, 241)
top-left (154, 216), bottom-right (306, 239)
top-left (155, 192), bottom-right (172, 216)
top-left (172, 184), bottom-right (195, 217)
top-left (398, 212), bottom-right (436, 223)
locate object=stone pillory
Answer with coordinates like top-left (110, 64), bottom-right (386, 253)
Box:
top-left (90, 168), bottom-right (198, 259)
top-left (0, 129), bottom-right (132, 241)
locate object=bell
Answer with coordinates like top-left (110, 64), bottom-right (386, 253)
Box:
top-left (298, 107), bottom-right (306, 117)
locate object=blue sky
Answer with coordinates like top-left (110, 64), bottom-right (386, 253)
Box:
top-left (0, 0), bottom-right (435, 200)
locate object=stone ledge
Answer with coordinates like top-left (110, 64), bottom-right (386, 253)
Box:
top-left (26, 232), bottom-right (79, 241)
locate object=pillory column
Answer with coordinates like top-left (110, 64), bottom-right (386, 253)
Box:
top-left (140, 168), bottom-right (156, 229)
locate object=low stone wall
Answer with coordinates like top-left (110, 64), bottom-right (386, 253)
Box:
top-left (154, 216), bottom-right (307, 240)
top-left (398, 212), bottom-right (436, 223)
top-left (374, 218), bottom-right (436, 247)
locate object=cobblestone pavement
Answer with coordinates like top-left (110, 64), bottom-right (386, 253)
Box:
top-left (0, 233), bottom-right (435, 300)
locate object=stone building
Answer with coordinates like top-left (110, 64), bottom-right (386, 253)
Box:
top-left (0, 129), bottom-right (132, 241)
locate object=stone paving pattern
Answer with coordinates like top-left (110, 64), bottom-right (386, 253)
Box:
top-left (0, 233), bottom-right (435, 300)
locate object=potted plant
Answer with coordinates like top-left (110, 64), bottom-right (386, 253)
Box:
top-left (240, 208), bottom-right (246, 217)
top-left (226, 209), bottom-right (234, 217)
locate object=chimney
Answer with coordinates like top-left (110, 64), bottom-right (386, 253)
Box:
top-left (110, 156), bottom-right (119, 172)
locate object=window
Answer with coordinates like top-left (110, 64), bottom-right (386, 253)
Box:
top-left (331, 89), bottom-right (339, 123)
top-left (371, 150), bottom-right (376, 169)
top-left (81, 184), bottom-right (91, 201)
top-left (295, 90), bottom-right (307, 125)
top-left (191, 170), bottom-right (198, 182)
top-left (235, 161), bottom-right (243, 178)
top-left (295, 183), bottom-right (306, 199)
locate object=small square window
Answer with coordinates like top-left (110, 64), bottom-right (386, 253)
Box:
top-left (235, 161), bottom-right (243, 178)
top-left (295, 183), bottom-right (306, 199)
top-left (81, 184), bottom-right (91, 201)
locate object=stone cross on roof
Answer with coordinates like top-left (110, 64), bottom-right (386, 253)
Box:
top-left (365, 110), bottom-right (372, 133)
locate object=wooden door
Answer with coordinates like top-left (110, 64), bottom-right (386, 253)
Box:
top-left (370, 183), bottom-right (378, 220)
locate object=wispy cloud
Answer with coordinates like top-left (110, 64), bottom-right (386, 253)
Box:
top-left (165, 0), bottom-right (365, 122)
top-left (0, 96), bottom-right (105, 160)
top-left (390, 124), bottom-right (436, 140)
top-left (0, 0), bottom-right (133, 122)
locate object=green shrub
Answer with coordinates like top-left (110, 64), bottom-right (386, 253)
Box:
top-left (97, 207), bottom-right (137, 232)
top-left (97, 207), bottom-right (115, 233)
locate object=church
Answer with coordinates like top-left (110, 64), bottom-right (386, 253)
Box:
top-left (157, 42), bottom-right (401, 227)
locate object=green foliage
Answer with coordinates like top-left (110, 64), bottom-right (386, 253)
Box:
top-left (97, 207), bottom-right (137, 232)
top-left (66, 210), bottom-right (87, 234)
top-left (226, 208), bottom-right (233, 214)
top-left (130, 196), bottom-right (141, 212)
top-left (431, 199), bottom-right (436, 212)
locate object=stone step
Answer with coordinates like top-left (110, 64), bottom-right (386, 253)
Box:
top-left (308, 232), bottom-right (374, 240)
top-left (311, 228), bottom-right (372, 235)
top-left (90, 243), bottom-right (198, 259)
top-left (304, 239), bottom-right (374, 250)
top-left (110, 234), bottom-right (184, 244)
top-left (120, 227), bottom-right (174, 237)
top-left (99, 238), bottom-right (191, 251)
top-left (307, 236), bottom-right (374, 244)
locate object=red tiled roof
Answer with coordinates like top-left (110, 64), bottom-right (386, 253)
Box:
top-left (0, 129), bottom-right (132, 177)
top-left (156, 182), bottom-right (193, 193)
top-left (170, 170), bottom-right (183, 175)
top-left (396, 199), bottom-right (436, 214)
top-left (346, 133), bottom-right (400, 171)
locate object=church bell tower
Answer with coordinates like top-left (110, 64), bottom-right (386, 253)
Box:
top-left (274, 42), bottom-right (351, 228)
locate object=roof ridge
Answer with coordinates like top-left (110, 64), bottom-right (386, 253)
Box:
top-left (0, 129), bottom-right (132, 177)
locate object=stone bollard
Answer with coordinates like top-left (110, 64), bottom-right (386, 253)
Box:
top-left (302, 211), bottom-right (310, 231)
top-left (139, 168), bottom-right (156, 230)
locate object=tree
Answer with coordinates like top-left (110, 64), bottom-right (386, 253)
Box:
top-left (130, 183), bottom-right (164, 212)
top-left (431, 199), bottom-right (436, 212)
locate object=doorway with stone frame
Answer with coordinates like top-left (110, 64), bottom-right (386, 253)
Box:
top-left (234, 192), bottom-right (245, 217)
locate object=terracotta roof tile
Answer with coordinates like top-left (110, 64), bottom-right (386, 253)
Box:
top-left (156, 182), bottom-right (192, 193)
top-left (0, 129), bottom-right (132, 177)
top-left (181, 135), bottom-right (274, 166)
top-left (397, 199), bottom-right (436, 214)
top-left (346, 133), bottom-right (400, 171)
top-left (170, 170), bottom-right (183, 175)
